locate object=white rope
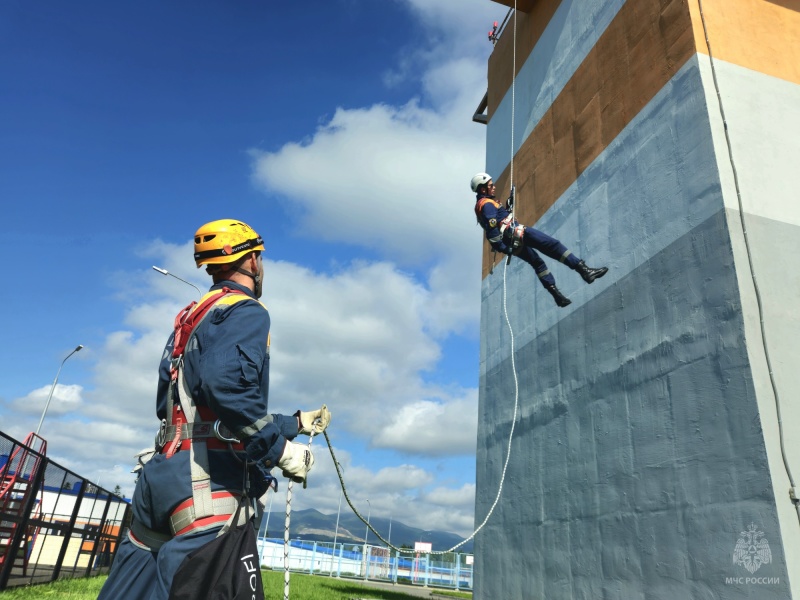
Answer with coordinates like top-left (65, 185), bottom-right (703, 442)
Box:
top-left (283, 480), bottom-right (292, 600)
top-left (509, 0), bottom-right (517, 222)
top-left (321, 3), bottom-right (524, 556)
top-left (282, 428), bottom-right (319, 600)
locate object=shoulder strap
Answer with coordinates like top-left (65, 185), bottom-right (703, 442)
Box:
top-left (474, 197), bottom-right (500, 220)
top-left (172, 287), bottom-right (246, 361)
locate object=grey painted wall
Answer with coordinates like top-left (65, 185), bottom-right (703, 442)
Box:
top-left (474, 54), bottom-right (795, 598)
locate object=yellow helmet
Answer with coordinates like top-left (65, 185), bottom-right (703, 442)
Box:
top-left (193, 219), bottom-right (265, 268)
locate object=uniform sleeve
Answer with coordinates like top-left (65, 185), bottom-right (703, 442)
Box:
top-left (481, 203), bottom-right (510, 254)
top-left (199, 301), bottom-right (299, 471)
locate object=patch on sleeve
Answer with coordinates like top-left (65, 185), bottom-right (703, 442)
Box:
top-left (488, 218), bottom-right (497, 228)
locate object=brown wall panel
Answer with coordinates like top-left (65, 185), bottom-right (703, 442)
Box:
top-left (481, 0), bottom-right (696, 277)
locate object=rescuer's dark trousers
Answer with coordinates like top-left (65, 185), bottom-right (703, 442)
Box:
top-left (511, 225), bottom-right (582, 288)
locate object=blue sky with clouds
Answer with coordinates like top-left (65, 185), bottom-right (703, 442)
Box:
top-left (0, 0), bottom-right (509, 537)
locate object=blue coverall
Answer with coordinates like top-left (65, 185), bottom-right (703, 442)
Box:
top-left (475, 193), bottom-right (581, 288)
top-left (98, 280), bottom-right (297, 600)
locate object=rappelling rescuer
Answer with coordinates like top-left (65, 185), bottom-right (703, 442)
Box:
top-left (472, 173), bottom-right (608, 307)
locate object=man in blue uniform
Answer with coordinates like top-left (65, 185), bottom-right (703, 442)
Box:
top-left (98, 219), bottom-right (331, 600)
top-left (472, 173), bottom-right (608, 307)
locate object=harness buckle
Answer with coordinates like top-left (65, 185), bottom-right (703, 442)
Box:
top-left (510, 224), bottom-right (524, 249)
top-left (155, 419), bottom-right (168, 451)
top-left (213, 420), bottom-right (240, 444)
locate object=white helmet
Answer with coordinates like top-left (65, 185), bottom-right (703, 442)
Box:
top-left (470, 172), bottom-right (492, 193)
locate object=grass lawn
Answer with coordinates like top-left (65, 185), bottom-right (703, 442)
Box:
top-left (0, 571), bottom-right (473, 599)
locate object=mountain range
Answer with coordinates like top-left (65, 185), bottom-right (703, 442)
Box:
top-left (259, 507), bottom-right (474, 554)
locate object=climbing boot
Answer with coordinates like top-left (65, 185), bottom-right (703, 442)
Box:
top-left (575, 261), bottom-right (608, 284)
top-left (545, 285), bottom-right (572, 308)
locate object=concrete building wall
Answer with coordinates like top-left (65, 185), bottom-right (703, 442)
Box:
top-left (474, 1), bottom-right (800, 598)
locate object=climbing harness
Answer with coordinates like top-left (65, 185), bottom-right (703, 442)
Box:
top-left (130, 287), bottom-right (262, 550)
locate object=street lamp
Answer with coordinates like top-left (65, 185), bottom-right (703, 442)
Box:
top-left (363, 499), bottom-right (371, 580)
top-left (388, 513), bottom-right (393, 547)
top-left (36, 345), bottom-right (83, 436)
top-left (152, 266), bottom-right (202, 298)
top-left (364, 499), bottom-right (371, 546)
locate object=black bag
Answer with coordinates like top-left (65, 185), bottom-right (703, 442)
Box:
top-left (168, 499), bottom-right (265, 600)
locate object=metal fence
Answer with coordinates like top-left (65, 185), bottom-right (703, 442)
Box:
top-left (0, 430), bottom-right (130, 590)
top-left (1, 428), bottom-right (473, 593)
top-left (256, 538), bottom-right (474, 592)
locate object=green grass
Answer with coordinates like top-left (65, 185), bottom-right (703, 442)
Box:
top-left (0, 570), bottom-right (471, 599)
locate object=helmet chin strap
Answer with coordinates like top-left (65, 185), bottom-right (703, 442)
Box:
top-left (235, 267), bottom-right (262, 298)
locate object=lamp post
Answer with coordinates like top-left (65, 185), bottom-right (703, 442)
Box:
top-left (152, 266), bottom-right (202, 298)
top-left (388, 513), bottom-right (393, 547)
top-left (363, 499), bottom-right (371, 580)
top-left (36, 345), bottom-right (83, 436)
top-left (331, 462), bottom-right (344, 577)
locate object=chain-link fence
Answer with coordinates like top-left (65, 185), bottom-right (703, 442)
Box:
top-left (0, 430), bottom-right (130, 590)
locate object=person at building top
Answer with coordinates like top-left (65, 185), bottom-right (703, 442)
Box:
top-left (472, 173), bottom-right (608, 307)
top-left (98, 218), bottom-right (331, 600)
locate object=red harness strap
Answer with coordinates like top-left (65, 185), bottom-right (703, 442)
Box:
top-left (172, 287), bottom-right (245, 364)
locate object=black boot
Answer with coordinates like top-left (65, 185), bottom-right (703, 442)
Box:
top-left (545, 285), bottom-right (572, 308)
top-left (575, 260), bottom-right (608, 284)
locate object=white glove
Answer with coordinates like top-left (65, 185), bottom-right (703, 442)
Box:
top-left (296, 405), bottom-right (331, 435)
top-left (277, 440), bottom-right (315, 485)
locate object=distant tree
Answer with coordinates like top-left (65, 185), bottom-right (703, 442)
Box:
top-left (113, 485), bottom-right (122, 496)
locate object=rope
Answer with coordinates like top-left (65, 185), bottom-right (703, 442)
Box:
top-left (697, 0), bottom-right (799, 525)
top-left (283, 428), bottom-right (319, 600)
top-left (509, 1), bottom-right (517, 223)
top-left (322, 6), bottom-right (525, 555)
top-left (283, 479), bottom-right (292, 600)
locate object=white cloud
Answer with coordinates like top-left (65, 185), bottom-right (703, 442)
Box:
top-left (374, 393), bottom-right (478, 455)
top-left (250, 99), bottom-right (483, 268)
top-left (12, 383), bottom-right (84, 417)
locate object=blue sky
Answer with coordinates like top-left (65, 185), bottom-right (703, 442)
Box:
top-left (0, 0), bottom-right (508, 537)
